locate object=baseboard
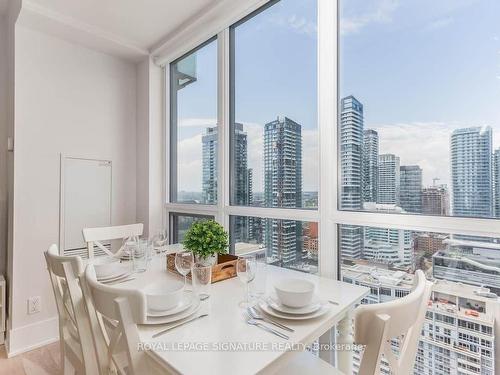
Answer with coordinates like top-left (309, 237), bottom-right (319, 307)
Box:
top-left (6, 316), bottom-right (59, 357)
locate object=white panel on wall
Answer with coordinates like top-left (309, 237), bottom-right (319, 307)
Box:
top-left (60, 156), bottom-right (112, 257)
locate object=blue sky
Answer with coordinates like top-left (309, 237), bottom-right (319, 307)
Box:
top-left (176, 0), bottom-right (318, 193)
top-left (176, 0), bottom-right (500, 192)
top-left (341, 0), bottom-right (500, 186)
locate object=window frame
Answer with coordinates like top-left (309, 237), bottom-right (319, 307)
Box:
top-left (163, 0), bottom-right (500, 282)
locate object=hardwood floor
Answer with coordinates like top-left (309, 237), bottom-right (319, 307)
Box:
top-left (0, 343), bottom-right (61, 375)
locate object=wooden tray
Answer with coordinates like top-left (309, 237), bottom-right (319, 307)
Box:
top-left (166, 253), bottom-right (238, 283)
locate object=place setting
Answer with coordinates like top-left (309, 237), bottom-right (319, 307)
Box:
top-left (236, 257), bottom-right (331, 340)
top-left (146, 249), bottom-right (213, 337)
top-left (90, 256), bottom-right (136, 285)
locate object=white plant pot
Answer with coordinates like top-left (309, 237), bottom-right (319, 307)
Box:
top-left (195, 253), bottom-right (217, 266)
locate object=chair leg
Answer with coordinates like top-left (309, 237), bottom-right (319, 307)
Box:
top-left (63, 355), bottom-right (75, 375)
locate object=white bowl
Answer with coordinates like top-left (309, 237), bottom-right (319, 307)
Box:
top-left (91, 257), bottom-right (122, 279)
top-left (274, 278), bottom-right (315, 308)
top-left (145, 280), bottom-right (185, 312)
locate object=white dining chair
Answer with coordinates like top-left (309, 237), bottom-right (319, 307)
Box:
top-left (44, 244), bottom-right (99, 375)
top-left (354, 269), bottom-right (433, 375)
top-left (82, 223), bottom-right (143, 258)
top-left (81, 264), bottom-right (151, 375)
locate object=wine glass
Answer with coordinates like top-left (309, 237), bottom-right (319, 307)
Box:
top-left (152, 229), bottom-right (168, 256)
top-left (175, 251), bottom-right (194, 289)
top-left (236, 257), bottom-right (256, 308)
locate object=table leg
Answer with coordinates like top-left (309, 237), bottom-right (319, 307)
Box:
top-left (319, 329), bottom-right (335, 364)
top-left (337, 310), bottom-right (354, 374)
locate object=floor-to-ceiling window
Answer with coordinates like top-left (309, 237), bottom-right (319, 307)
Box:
top-left (167, 0), bottom-right (319, 274)
top-left (165, 0), bottom-right (500, 373)
top-left (338, 0), bottom-right (500, 373)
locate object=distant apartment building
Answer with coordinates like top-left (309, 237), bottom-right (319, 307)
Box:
top-left (362, 129), bottom-right (378, 203)
top-left (341, 264), bottom-right (498, 375)
top-left (202, 127), bottom-right (218, 204)
top-left (361, 203), bottom-right (413, 267)
top-left (263, 116), bottom-right (302, 265)
top-left (303, 222), bottom-right (318, 262)
top-left (422, 185), bottom-right (450, 216)
top-left (451, 127), bottom-right (493, 218)
top-left (339, 96), bottom-right (364, 259)
top-left (417, 281), bottom-right (497, 375)
top-left (494, 148), bottom-right (500, 218)
top-left (414, 233), bottom-right (448, 256)
top-left (433, 238), bottom-right (500, 296)
top-left (232, 123), bottom-right (253, 242)
top-left (378, 154), bottom-right (400, 205)
top-left (400, 165), bottom-right (422, 213)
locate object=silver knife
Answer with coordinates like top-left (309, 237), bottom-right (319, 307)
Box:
top-left (152, 314), bottom-right (208, 338)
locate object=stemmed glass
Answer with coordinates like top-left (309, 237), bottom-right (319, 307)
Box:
top-left (236, 257), bottom-right (256, 308)
top-left (175, 251), bottom-right (194, 289)
top-left (152, 229), bottom-right (168, 256)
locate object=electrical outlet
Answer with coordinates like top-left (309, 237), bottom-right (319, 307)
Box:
top-left (28, 296), bottom-right (41, 314)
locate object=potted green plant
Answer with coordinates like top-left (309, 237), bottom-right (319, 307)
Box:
top-left (182, 220), bottom-right (229, 266)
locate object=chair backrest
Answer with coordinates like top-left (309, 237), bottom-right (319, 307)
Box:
top-left (81, 264), bottom-right (149, 375)
top-left (44, 244), bottom-right (98, 375)
top-left (354, 270), bottom-right (433, 375)
top-left (82, 223), bottom-right (143, 258)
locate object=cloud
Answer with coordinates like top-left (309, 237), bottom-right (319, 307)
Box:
top-left (267, 9), bottom-right (317, 37)
top-left (374, 122), bottom-right (454, 187)
top-left (177, 134), bottom-right (203, 192)
top-left (286, 14), bottom-right (317, 36)
top-left (373, 121), bottom-right (500, 188)
top-left (424, 17), bottom-right (454, 32)
top-left (341, 0), bottom-right (399, 35)
top-left (179, 117), bottom-right (217, 128)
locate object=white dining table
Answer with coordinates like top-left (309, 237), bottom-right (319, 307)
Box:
top-left (116, 248), bottom-right (369, 375)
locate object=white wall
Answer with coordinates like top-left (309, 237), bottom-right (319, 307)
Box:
top-left (0, 15), bottom-right (8, 277)
top-left (8, 26), bottom-right (137, 354)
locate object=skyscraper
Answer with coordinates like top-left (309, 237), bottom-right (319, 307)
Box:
top-left (494, 148), bottom-right (500, 218)
top-left (362, 129), bottom-right (379, 203)
top-left (450, 126), bottom-right (493, 217)
top-left (264, 116), bottom-right (302, 265)
top-left (422, 185), bottom-right (449, 216)
top-left (202, 127), bottom-right (217, 204)
top-left (231, 123), bottom-right (253, 242)
top-left (203, 124), bottom-right (253, 241)
top-left (339, 96), bottom-right (364, 259)
top-left (378, 154), bottom-right (400, 205)
top-left (399, 165), bottom-right (422, 213)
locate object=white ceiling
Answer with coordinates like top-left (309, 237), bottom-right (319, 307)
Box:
top-left (26, 0), bottom-right (219, 50)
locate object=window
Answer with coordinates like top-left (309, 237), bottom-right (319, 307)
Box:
top-left (340, 225), bottom-right (498, 374)
top-left (170, 38), bottom-right (218, 204)
top-left (339, 0), bottom-right (500, 220)
top-left (337, 2), bottom-right (500, 372)
top-left (230, 216), bottom-right (318, 273)
top-left (164, 0), bottom-right (499, 373)
top-left (166, 0), bottom-right (318, 275)
top-left (230, 0), bottom-right (318, 210)
top-left (170, 213), bottom-right (214, 243)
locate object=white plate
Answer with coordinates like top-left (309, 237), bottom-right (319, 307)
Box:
top-left (266, 294), bottom-right (323, 315)
top-left (97, 268), bottom-right (131, 282)
top-left (142, 296), bottom-right (201, 325)
top-left (147, 292), bottom-right (194, 317)
top-left (258, 300), bottom-right (330, 321)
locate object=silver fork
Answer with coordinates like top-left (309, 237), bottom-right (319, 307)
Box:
top-left (247, 306), bottom-right (294, 332)
top-left (245, 314), bottom-right (289, 340)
